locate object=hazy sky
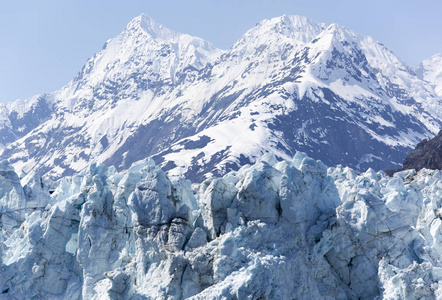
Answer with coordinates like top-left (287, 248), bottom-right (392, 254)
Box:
top-left (1, 0), bottom-right (441, 103)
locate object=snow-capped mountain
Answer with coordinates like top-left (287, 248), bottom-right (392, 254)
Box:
top-left (0, 14), bottom-right (441, 181)
top-left (416, 53), bottom-right (442, 97)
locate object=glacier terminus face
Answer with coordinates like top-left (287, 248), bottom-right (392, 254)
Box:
top-left (0, 152), bottom-right (442, 299)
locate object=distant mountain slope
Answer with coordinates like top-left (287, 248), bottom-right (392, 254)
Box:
top-left (0, 94), bottom-right (53, 150)
top-left (416, 53), bottom-right (442, 97)
top-left (0, 14), bottom-right (441, 181)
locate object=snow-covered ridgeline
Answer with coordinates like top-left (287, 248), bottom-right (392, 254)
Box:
top-left (0, 153), bottom-right (441, 299)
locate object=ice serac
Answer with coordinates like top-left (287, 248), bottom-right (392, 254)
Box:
top-left (0, 160), bottom-right (28, 233)
top-left (2, 153), bottom-right (442, 298)
top-left (1, 14), bottom-right (441, 183)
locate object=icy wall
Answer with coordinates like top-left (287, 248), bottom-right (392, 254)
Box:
top-left (0, 153), bottom-right (441, 299)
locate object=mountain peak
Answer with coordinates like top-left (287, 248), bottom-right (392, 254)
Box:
top-left (232, 14), bottom-right (327, 54)
top-left (318, 22), bottom-right (361, 45)
top-left (125, 13), bottom-right (179, 40)
top-left (278, 14), bottom-right (323, 29)
top-left (256, 14), bottom-right (327, 40)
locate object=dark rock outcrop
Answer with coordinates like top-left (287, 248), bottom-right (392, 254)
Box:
top-left (387, 130), bottom-right (442, 175)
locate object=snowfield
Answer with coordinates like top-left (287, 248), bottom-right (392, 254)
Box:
top-left (1, 153), bottom-right (441, 299)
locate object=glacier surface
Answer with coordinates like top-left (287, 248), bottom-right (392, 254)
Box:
top-left (0, 153), bottom-right (442, 299)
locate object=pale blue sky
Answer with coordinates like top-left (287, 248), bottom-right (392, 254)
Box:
top-left (1, 0), bottom-right (441, 103)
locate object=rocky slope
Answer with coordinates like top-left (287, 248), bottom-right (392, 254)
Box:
top-left (1, 153), bottom-right (442, 299)
top-left (398, 130), bottom-right (442, 173)
top-left (0, 15), bottom-right (441, 182)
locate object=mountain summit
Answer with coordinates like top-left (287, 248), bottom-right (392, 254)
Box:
top-left (125, 13), bottom-right (180, 40)
top-left (0, 15), bottom-right (441, 181)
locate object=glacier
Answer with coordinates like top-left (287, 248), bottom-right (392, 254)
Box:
top-left (1, 153), bottom-right (441, 299)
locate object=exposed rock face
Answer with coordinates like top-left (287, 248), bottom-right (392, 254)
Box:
top-left (402, 130), bottom-right (442, 171)
top-left (1, 153), bottom-right (442, 298)
top-left (389, 130), bottom-right (442, 175)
